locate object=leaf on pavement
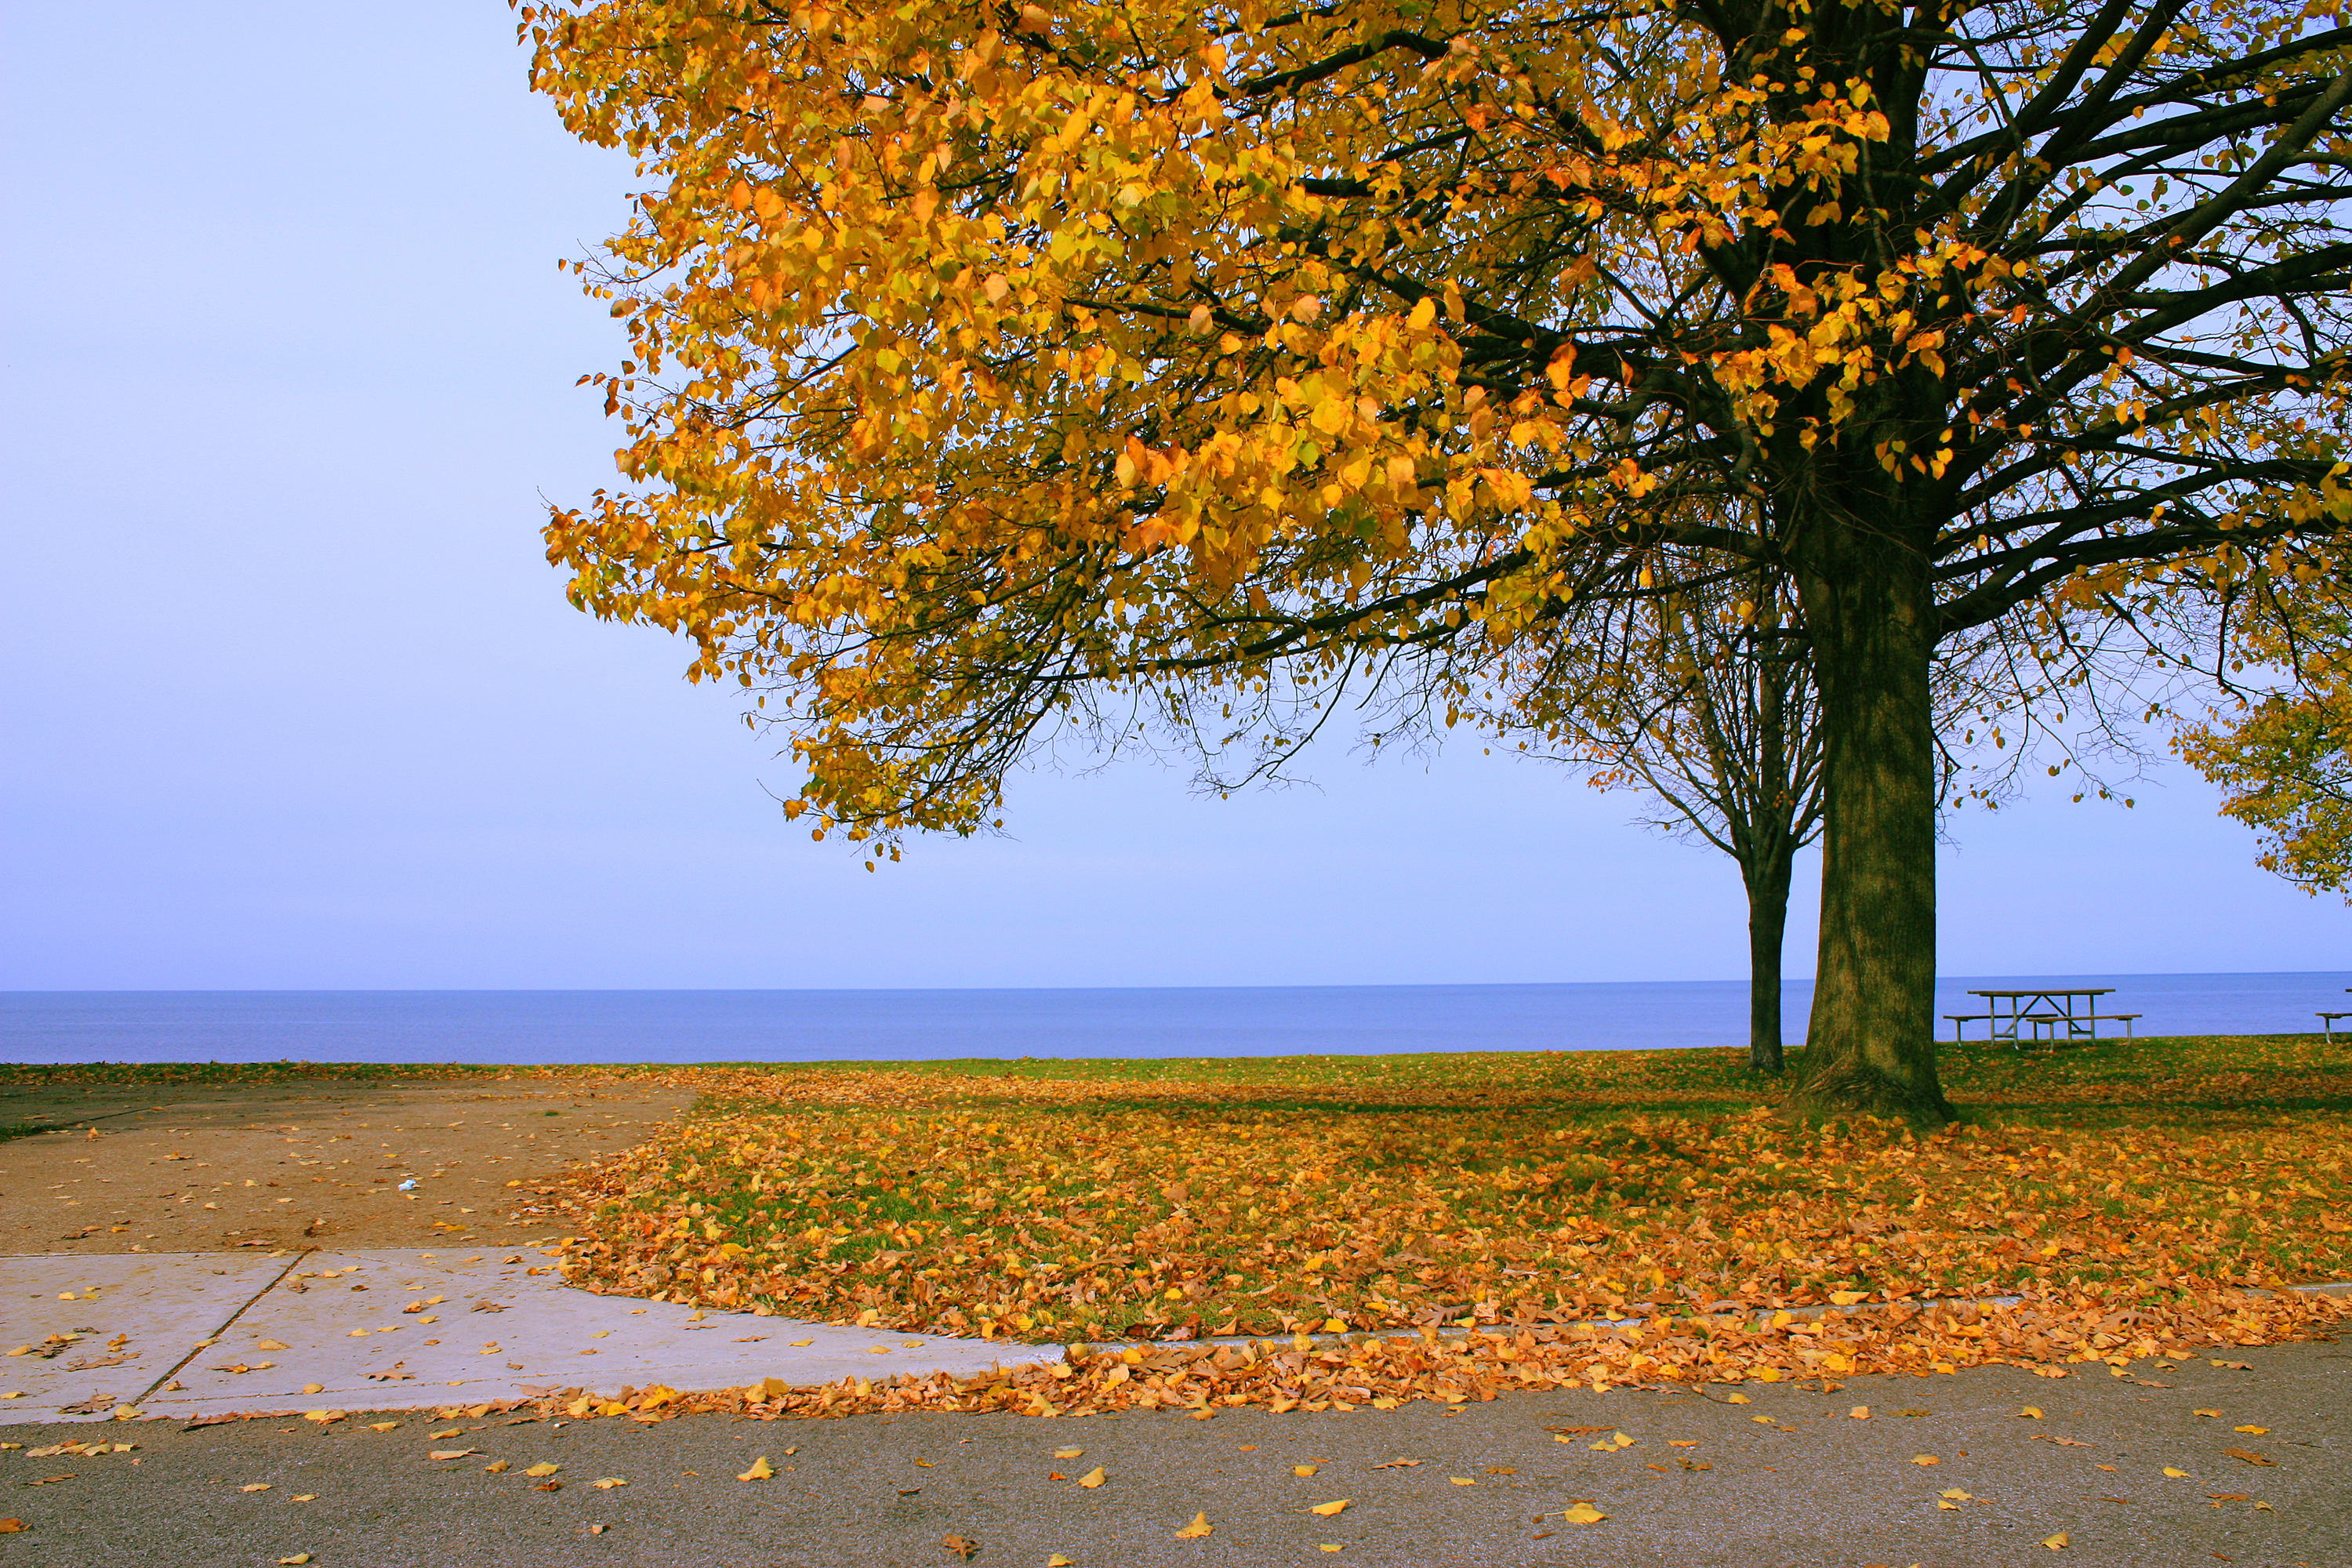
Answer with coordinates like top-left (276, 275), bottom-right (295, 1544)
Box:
top-left (2016, 1406), bottom-right (2042, 1418)
top-left (429, 1450), bottom-right (475, 1461)
top-left (2043, 1532), bottom-right (2067, 1549)
top-left (2163, 1468), bottom-right (2188, 1478)
top-left (1078, 1466), bottom-right (1105, 1489)
top-left (592, 1478), bottom-right (626, 1490)
top-left (524, 1462), bottom-right (561, 1478)
top-left (1560, 1502), bottom-right (1607, 1524)
top-left (2221, 1448), bottom-right (2274, 1466)
top-left (241, 1483), bottom-right (271, 1494)
top-left (737, 1457), bottom-right (775, 1481)
top-left (1309, 1499), bottom-right (1349, 1515)
top-left (2233, 1425), bottom-right (2268, 1435)
top-left (1174, 1512), bottom-right (1213, 1538)
top-left (941, 1534), bottom-right (980, 1560)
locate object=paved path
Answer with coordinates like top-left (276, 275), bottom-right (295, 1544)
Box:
top-left (2, 1339), bottom-right (2343, 1566)
top-left (2, 1250), bottom-right (1057, 1423)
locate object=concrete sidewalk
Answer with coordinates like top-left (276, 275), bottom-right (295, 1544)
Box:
top-left (2, 1250), bottom-right (1058, 1423)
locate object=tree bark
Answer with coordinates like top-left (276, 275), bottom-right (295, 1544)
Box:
top-left (1742, 844), bottom-right (1792, 1073)
top-left (1789, 509), bottom-right (1955, 1123)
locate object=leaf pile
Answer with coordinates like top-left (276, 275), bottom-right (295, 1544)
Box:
top-left (544, 1041), bottom-right (2352, 1370)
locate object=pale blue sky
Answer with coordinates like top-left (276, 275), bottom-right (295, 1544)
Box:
top-left (2, 2), bottom-right (2344, 990)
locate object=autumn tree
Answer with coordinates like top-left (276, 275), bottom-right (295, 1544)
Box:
top-left (524, 0), bottom-right (2352, 1121)
top-left (1470, 550), bottom-right (1826, 1074)
top-left (2177, 570), bottom-right (2352, 896)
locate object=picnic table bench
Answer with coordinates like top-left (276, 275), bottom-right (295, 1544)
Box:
top-left (1945, 988), bottom-right (2140, 1047)
top-left (2321, 989), bottom-right (2352, 1033)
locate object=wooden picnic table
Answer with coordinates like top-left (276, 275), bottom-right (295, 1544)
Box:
top-left (2321, 988), bottom-right (2352, 1034)
top-left (1947, 988), bottom-right (2140, 1046)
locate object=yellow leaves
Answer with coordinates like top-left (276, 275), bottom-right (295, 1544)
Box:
top-left (1077, 1467), bottom-right (1106, 1489)
top-left (1559, 1502), bottom-right (1608, 1523)
top-left (524, 1463), bottom-right (561, 1478)
top-left (278, 1556), bottom-right (312, 1566)
top-left (737, 1457), bottom-right (775, 1481)
top-left (2165, 1468), bottom-right (2190, 1479)
top-left (1912, 1455), bottom-right (1940, 1466)
top-left (1174, 1512), bottom-right (1213, 1538)
top-left (241, 1483), bottom-right (272, 1494)
top-left (1292, 1464), bottom-right (1319, 1478)
top-left (2232, 1425), bottom-right (2268, 1435)
top-left (428, 1449), bottom-right (476, 1462)
top-left (1828, 1290), bottom-right (1869, 1305)
top-left (2017, 1406), bottom-right (2043, 1419)
top-left (593, 1477), bottom-right (627, 1490)
top-left (1308, 1499), bottom-right (1349, 1516)
top-left (2044, 1531), bottom-right (2069, 1549)
top-left (1848, 1406), bottom-right (1870, 1420)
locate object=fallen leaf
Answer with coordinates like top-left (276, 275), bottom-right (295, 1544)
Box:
top-left (1078, 1466), bottom-right (1105, 1489)
top-left (592, 1478), bottom-right (626, 1490)
top-left (2018, 1406), bottom-right (2043, 1419)
top-left (1048, 1557), bottom-right (1073, 1566)
top-left (1561, 1501), bottom-right (1607, 1524)
top-left (1912, 1455), bottom-right (1939, 1465)
top-left (2044, 1531), bottom-right (2068, 1549)
top-left (737, 1457), bottom-right (774, 1481)
top-left (1724, 1393), bottom-right (1750, 1405)
top-left (483, 1461), bottom-right (509, 1474)
top-left (429, 1450), bottom-right (476, 1461)
top-left (2165, 1468), bottom-right (2189, 1478)
top-left (788, 1338), bottom-right (815, 1347)
top-left (1294, 1464), bottom-right (1319, 1477)
top-left (241, 1483), bottom-right (272, 1494)
top-left (367, 1422), bottom-right (399, 1432)
top-left (941, 1534), bottom-right (980, 1561)
top-left (2194, 1409), bottom-right (2223, 1418)
top-left (255, 1341), bottom-right (289, 1352)
top-left (278, 1556), bottom-right (311, 1566)
top-left (525, 1462), bottom-right (561, 1478)
top-left (1370, 1459), bottom-right (1421, 1469)
top-left (2220, 1448), bottom-right (2274, 1467)
top-left (0, 1521), bottom-right (23, 1535)
top-left (1942, 1488), bottom-right (1973, 1501)
top-left (1849, 1406), bottom-right (1870, 1419)
top-left (1054, 1447), bottom-right (1083, 1459)
top-left (1174, 1512), bottom-right (1213, 1539)
top-left (2233, 1426), bottom-right (2268, 1436)
top-left (300, 1384), bottom-right (324, 1396)
top-left (1450, 1476), bottom-right (1475, 1486)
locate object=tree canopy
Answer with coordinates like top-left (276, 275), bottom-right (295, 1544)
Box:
top-left (526, 0), bottom-right (2352, 1119)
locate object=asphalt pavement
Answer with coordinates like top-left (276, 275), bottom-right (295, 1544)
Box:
top-left (3, 1338), bottom-right (2343, 1567)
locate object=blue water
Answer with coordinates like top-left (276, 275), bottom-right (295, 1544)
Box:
top-left (2, 974), bottom-right (2347, 1065)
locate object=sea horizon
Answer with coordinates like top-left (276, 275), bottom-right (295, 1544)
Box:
top-left (3, 971), bottom-right (2347, 1065)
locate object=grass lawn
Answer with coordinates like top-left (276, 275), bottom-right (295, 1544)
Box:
top-left (13, 1036), bottom-right (2346, 1420)
top-left (552, 1036), bottom-right (2350, 1361)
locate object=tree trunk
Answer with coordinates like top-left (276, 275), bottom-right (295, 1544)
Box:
top-left (1790, 512), bottom-right (1955, 1123)
top-left (1742, 844), bottom-right (1792, 1073)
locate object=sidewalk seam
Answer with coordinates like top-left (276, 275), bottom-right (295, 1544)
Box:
top-left (129, 1249), bottom-right (313, 1407)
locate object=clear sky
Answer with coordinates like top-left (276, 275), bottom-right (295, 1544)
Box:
top-left (2, 2), bottom-right (2344, 992)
